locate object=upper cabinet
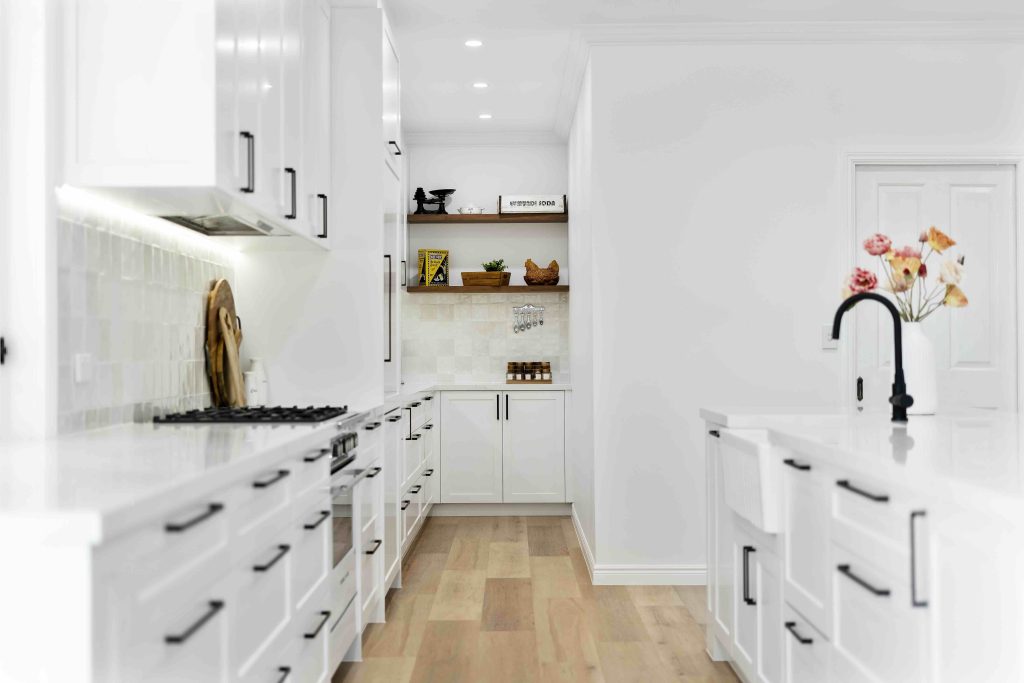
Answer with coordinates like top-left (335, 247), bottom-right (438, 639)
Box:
top-left (382, 29), bottom-right (403, 175)
top-left (63, 0), bottom-right (328, 248)
top-left (302, 0), bottom-right (331, 241)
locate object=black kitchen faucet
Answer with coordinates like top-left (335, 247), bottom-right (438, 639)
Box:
top-left (831, 292), bottom-right (914, 423)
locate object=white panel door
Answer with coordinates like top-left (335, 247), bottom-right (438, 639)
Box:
top-left (502, 391), bottom-right (565, 503)
top-left (854, 165), bottom-right (1017, 412)
top-left (440, 391), bottom-right (503, 503)
top-left (302, 0), bottom-right (330, 240)
top-left (256, 0), bottom-right (285, 216)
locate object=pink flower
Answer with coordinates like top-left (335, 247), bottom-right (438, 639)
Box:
top-left (891, 245), bottom-right (922, 259)
top-left (846, 267), bottom-right (878, 296)
top-left (863, 233), bottom-right (892, 256)
top-left (918, 231), bottom-right (928, 243)
top-left (918, 262), bottom-right (927, 278)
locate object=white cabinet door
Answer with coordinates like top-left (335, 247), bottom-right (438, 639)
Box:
top-left (440, 392), bottom-right (503, 503)
top-left (382, 27), bottom-right (401, 174)
top-left (782, 455), bottom-right (831, 636)
top-left (709, 433), bottom-right (735, 646)
top-left (756, 551), bottom-right (784, 683)
top-left (280, 0), bottom-right (304, 228)
top-left (502, 391), bottom-right (565, 503)
top-left (302, 0), bottom-right (330, 241)
top-left (382, 412), bottom-right (402, 587)
top-left (733, 530), bottom-right (758, 678)
top-left (256, 0), bottom-right (285, 217)
top-left (382, 166), bottom-right (401, 393)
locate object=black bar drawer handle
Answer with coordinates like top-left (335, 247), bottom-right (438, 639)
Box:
top-left (742, 545), bottom-right (756, 606)
top-left (783, 458), bottom-right (811, 471)
top-left (410, 485), bottom-right (422, 494)
top-left (423, 424), bottom-right (434, 430)
top-left (708, 429), bottom-right (720, 438)
top-left (402, 260), bottom-right (407, 287)
top-left (366, 467), bottom-right (382, 478)
top-left (784, 621), bottom-right (813, 645)
top-left (240, 132), bottom-right (254, 192)
top-left (253, 545), bottom-right (290, 572)
top-left (424, 396), bottom-right (434, 401)
top-left (165, 600), bottom-right (224, 644)
top-left (317, 193), bottom-right (328, 239)
top-left (401, 500), bottom-right (410, 510)
top-left (276, 667), bottom-right (291, 683)
top-left (365, 422), bottom-right (381, 431)
top-left (837, 564), bottom-right (891, 596)
top-left (836, 479), bottom-right (889, 503)
top-left (389, 140), bottom-right (402, 155)
top-left (406, 434), bottom-right (421, 441)
top-left (284, 168), bottom-right (297, 219)
top-left (506, 394), bottom-right (509, 421)
top-left (304, 510), bottom-right (330, 530)
top-left (304, 448), bottom-right (330, 463)
top-left (165, 503), bottom-right (224, 533)
top-left (410, 401), bottom-right (422, 407)
top-left (910, 510), bottom-right (928, 608)
top-left (424, 469), bottom-right (434, 476)
top-left (304, 611), bottom-right (331, 639)
top-left (387, 415), bottom-right (403, 423)
top-left (253, 469), bottom-right (290, 489)
top-left (365, 538), bottom-right (383, 555)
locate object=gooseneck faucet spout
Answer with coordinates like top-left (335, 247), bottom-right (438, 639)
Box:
top-left (831, 292), bottom-right (914, 423)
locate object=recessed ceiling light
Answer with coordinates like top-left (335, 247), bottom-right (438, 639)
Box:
top-left (465, 39), bottom-right (483, 47)
top-left (478, 113), bottom-right (492, 120)
top-left (472, 82), bottom-right (489, 89)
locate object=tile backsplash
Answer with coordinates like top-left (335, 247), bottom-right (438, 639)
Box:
top-left (401, 292), bottom-right (570, 383)
top-left (56, 188), bottom-right (237, 433)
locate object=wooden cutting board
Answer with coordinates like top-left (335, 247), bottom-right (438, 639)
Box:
top-left (206, 279), bottom-right (245, 407)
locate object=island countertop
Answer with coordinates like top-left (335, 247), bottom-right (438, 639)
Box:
top-left (702, 408), bottom-right (1024, 524)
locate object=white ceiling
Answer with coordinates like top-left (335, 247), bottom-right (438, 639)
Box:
top-left (385, 0), bottom-right (1024, 139)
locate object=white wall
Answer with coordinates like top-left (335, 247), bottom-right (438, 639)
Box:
top-left (567, 64), bottom-right (596, 562)
top-left (575, 41), bottom-right (1024, 578)
top-left (407, 143), bottom-right (568, 285)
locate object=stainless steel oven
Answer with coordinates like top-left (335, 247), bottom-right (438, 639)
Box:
top-left (330, 431), bottom-right (358, 569)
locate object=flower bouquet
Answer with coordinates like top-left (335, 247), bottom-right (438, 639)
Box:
top-left (842, 226), bottom-right (967, 415)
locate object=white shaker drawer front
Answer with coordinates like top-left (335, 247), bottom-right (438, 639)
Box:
top-left (234, 466), bottom-right (294, 556)
top-left (783, 604), bottom-right (829, 683)
top-left (117, 587), bottom-right (231, 682)
top-left (330, 550), bottom-right (357, 631)
top-left (830, 473), bottom-right (916, 580)
top-left (231, 543), bottom-right (292, 679)
top-left (293, 498), bottom-right (332, 612)
top-left (293, 444), bottom-right (331, 499)
top-left (830, 545), bottom-right (929, 683)
top-left (404, 432), bottom-right (424, 487)
top-left (292, 596), bottom-right (332, 683)
top-left (782, 452), bottom-right (832, 637)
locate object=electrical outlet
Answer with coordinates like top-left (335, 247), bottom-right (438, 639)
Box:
top-left (74, 353), bottom-right (94, 384)
top-left (821, 325), bottom-right (838, 350)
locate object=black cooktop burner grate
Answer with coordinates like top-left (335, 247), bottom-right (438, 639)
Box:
top-left (154, 405), bottom-right (349, 424)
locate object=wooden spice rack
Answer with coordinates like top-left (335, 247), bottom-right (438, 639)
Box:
top-left (507, 361), bottom-right (553, 384)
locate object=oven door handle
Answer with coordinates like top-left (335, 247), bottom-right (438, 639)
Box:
top-left (330, 453), bottom-right (357, 475)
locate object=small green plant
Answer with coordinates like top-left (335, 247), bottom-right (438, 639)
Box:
top-left (481, 259), bottom-right (507, 272)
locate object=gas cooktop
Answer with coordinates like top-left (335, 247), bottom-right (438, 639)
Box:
top-left (154, 405), bottom-right (349, 424)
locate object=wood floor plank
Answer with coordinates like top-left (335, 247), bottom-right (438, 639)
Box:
top-left (428, 570), bottom-right (487, 621)
top-left (541, 597), bottom-right (602, 666)
top-left (482, 578), bottom-right (535, 631)
top-left (596, 642), bottom-right (676, 683)
top-left (539, 660), bottom-right (606, 683)
top-left (489, 515), bottom-right (527, 542)
top-left (415, 521), bottom-right (459, 554)
top-left (673, 585), bottom-right (709, 626)
top-left (362, 594), bottom-right (434, 657)
top-left (529, 525), bottom-right (569, 556)
top-left (476, 630), bottom-right (542, 682)
top-left (401, 552), bottom-right (449, 596)
top-left (560, 518), bottom-right (581, 550)
top-left (531, 556), bottom-right (582, 599)
top-left (526, 515), bottom-right (566, 527)
top-left (587, 587), bottom-right (651, 643)
top-left (628, 585), bottom-right (685, 608)
top-left (445, 536), bottom-right (490, 570)
top-left (332, 656), bottom-right (417, 683)
top-left (487, 541), bottom-right (531, 578)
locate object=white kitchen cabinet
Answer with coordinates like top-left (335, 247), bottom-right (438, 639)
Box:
top-left (441, 391), bottom-right (504, 503)
top-left (784, 603), bottom-right (830, 683)
top-left (382, 409), bottom-right (403, 589)
top-left (382, 28), bottom-right (402, 175)
top-left (63, 0), bottom-right (323, 247)
top-left (301, 0), bottom-right (331, 240)
top-left (502, 391), bottom-right (565, 503)
top-left (782, 453), bottom-right (831, 637)
top-left (383, 166), bottom-right (402, 393)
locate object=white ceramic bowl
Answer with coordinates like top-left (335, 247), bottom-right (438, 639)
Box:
top-left (459, 206), bottom-right (476, 214)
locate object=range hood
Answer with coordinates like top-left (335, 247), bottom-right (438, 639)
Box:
top-left (161, 214), bottom-right (280, 237)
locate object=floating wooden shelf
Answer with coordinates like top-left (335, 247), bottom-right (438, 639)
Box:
top-left (407, 285), bottom-right (569, 294)
top-left (408, 213), bottom-right (567, 224)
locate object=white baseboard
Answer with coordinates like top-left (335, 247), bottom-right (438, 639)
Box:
top-left (591, 564), bottom-right (706, 586)
top-left (569, 505), bottom-right (706, 586)
top-left (428, 503), bottom-right (571, 517)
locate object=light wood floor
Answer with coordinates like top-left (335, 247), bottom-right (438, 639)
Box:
top-left (332, 516), bottom-right (739, 683)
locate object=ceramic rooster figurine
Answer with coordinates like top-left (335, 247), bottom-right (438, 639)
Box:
top-left (524, 259), bottom-right (560, 286)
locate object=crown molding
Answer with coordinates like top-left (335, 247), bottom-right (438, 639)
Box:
top-left (404, 130), bottom-right (565, 147)
top-left (553, 19), bottom-right (1024, 140)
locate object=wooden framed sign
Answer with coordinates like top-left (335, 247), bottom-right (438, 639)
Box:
top-left (498, 194), bottom-right (567, 214)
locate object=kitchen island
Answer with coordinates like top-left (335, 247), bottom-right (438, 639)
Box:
top-left (701, 408), bottom-right (1024, 683)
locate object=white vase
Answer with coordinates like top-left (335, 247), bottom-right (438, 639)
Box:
top-left (893, 322), bottom-right (937, 415)
top-left (249, 358), bottom-right (269, 405)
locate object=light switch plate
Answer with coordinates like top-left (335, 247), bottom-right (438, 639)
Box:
top-left (74, 353), bottom-right (94, 384)
top-left (821, 325), bottom-right (838, 350)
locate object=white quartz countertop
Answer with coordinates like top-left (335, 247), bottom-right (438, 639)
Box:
top-left (0, 419), bottom-right (343, 544)
top-left (702, 407), bottom-right (1024, 522)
